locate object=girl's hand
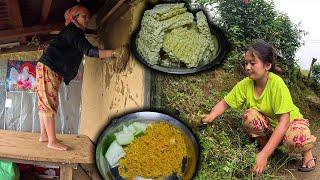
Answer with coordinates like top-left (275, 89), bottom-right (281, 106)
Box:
top-left (201, 100), bottom-right (229, 125)
top-left (253, 151), bottom-right (268, 174)
top-left (201, 114), bottom-right (214, 125)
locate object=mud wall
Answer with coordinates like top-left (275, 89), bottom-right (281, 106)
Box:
top-left (80, 0), bottom-right (150, 142)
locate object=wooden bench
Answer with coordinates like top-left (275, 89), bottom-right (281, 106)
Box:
top-left (0, 130), bottom-right (95, 180)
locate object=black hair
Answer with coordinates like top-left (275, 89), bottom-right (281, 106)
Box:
top-left (247, 39), bottom-right (276, 72)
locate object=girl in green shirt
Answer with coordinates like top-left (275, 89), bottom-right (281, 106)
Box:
top-left (202, 40), bottom-right (316, 174)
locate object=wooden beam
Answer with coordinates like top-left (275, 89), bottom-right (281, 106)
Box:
top-left (0, 19), bottom-right (10, 22)
top-left (0, 23), bottom-right (64, 41)
top-left (6, 0), bottom-right (26, 43)
top-left (101, 0), bottom-right (127, 24)
top-left (6, 0), bottom-right (23, 28)
top-left (40, 0), bottom-right (52, 24)
top-left (104, 2), bottom-right (130, 27)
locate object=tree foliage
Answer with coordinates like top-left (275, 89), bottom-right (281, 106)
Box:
top-left (198, 0), bottom-right (304, 81)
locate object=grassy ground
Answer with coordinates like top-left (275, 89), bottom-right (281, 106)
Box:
top-left (151, 68), bottom-right (320, 179)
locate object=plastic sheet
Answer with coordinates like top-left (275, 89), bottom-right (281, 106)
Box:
top-left (0, 60), bottom-right (82, 134)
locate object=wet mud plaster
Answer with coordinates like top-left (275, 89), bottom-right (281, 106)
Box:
top-left (80, 0), bottom-right (149, 142)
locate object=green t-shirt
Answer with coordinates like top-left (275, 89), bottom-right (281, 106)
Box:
top-left (224, 72), bottom-right (302, 128)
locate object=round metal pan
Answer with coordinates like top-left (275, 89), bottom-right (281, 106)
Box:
top-left (95, 111), bottom-right (199, 180)
top-left (130, 6), bottom-right (228, 74)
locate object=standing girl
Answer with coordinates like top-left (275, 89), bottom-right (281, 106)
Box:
top-left (202, 40), bottom-right (316, 173)
top-left (36, 5), bottom-right (128, 150)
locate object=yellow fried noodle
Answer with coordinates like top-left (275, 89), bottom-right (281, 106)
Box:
top-left (118, 121), bottom-right (187, 178)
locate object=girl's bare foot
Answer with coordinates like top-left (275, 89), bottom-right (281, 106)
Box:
top-left (302, 150), bottom-right (316, 168)
top-left (39, 134), bottom-right (49, 142)
top-left (47, 141), bottom-right (70, 151)
top-left (39, 135), bottom-right (62, 143)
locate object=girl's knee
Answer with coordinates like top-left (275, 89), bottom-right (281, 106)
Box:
top-left (242, 109), bottom-right (259, 126)
top-left (242, 109), bottom-right (267, 137)
top-left (282, 119), bottom-right (317, 153)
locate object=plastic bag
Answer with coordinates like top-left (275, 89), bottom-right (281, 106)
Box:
top-left (0, 160), bottom-right (20, 180)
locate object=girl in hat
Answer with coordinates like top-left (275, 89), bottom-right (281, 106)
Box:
top-left (36, 5), bottom-right (127, 150)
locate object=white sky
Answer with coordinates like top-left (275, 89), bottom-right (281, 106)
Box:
top-left (273, 0), bottom-right (320, 69)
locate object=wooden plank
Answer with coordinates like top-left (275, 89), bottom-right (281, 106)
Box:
top-left (0, 130), bottom-right (94, 164)
top-left (6, 0), bottom-right (23, 28)
top-left (6, 0), bottom-right (25, 43)
top-left (60, 164), bottom-right (74, 180)
top-left (100, 0), bottom-right (127, 24)
top-left (0, 19), bottom-right (10, 22)
top-left (40, 0), bottom-right (52, 23)
top-left (0, 23), bottom-right (64, 41)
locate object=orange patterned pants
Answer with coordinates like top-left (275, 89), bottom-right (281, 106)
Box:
top-left (242, 108), bottom-right (316, 153)
top-left (36, 62), bottom-right (63, 118)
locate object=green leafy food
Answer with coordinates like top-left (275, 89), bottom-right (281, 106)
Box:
top-left (115, 130), bottom-right (134, 145)
top-left (105, 141), bottom-right (126, 168)
top-left (163, 27), bottom-right (209, 68)
top-left (136, 3), bottom-right (217, 68)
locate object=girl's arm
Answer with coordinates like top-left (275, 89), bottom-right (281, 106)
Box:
top-left (98, 45), bottom-right (128, 59)
top-left (202, 99), bottom-right (229, 124)
top-left (98, 49), bottom-right (113, 58)
top-left (74, 34), bottom-right (115, 59)
top-left (261, 112), bottom-right (290, 157)
top-left (253, 112), bottom-right (290, 174)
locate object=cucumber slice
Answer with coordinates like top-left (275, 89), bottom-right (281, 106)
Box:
top-left (134, 131), bottom-right (145, 138)
top-left (101, 134), bottom-right (116, 155)
top-left (132, 122), bottom-right (148, 135)
top-left (127, 124), bottom-right (137, 134)
top-left (122, 125), bottom-right (130, 133)
top-left (115, 131), bottom-right (134, 145)
top-left (105, 141), bottom-right (126, 168)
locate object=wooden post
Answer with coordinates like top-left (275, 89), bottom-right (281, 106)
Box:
top-left (0, 23), bottom-right (64, 41)
top-left (308, 58), bottom-right (317, 79)
top-left (60, 164), bottom-right (74, 180)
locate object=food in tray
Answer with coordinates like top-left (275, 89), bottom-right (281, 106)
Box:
top-left (136, 3), bottom-right (219, 68)
top-left (162, 27), bottom-right (209, 68)
top-left (104, 121), bottom-right (188, 179)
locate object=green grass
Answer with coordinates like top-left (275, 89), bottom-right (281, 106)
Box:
top-left (151, 68), bottom-right (320, 179)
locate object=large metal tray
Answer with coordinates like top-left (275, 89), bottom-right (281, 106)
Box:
top-left (95, 111), bottom-right (199, 180)
top-left (130, 5), bottom-right (228, 74)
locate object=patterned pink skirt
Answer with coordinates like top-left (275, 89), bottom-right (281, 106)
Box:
top-left (36, 62), bottom-right (63, 118)
top-left (242, 108), bottom-right (316, 153)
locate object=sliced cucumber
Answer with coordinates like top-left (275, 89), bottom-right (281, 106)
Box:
top-left (115, 130), bottom-right (134, 145)
top-left (132, 122), bottom-right (148, 135)
top-left (134, 131), bottom-right (145, 138)
top-left (104, 122), bottom-right (149, 168)
top-left (127, 124), bottom-right (137, 134)
top-left (105, 141), bottom-right (126, 168)
top-left (102, 134), bottom-right (116, 155)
